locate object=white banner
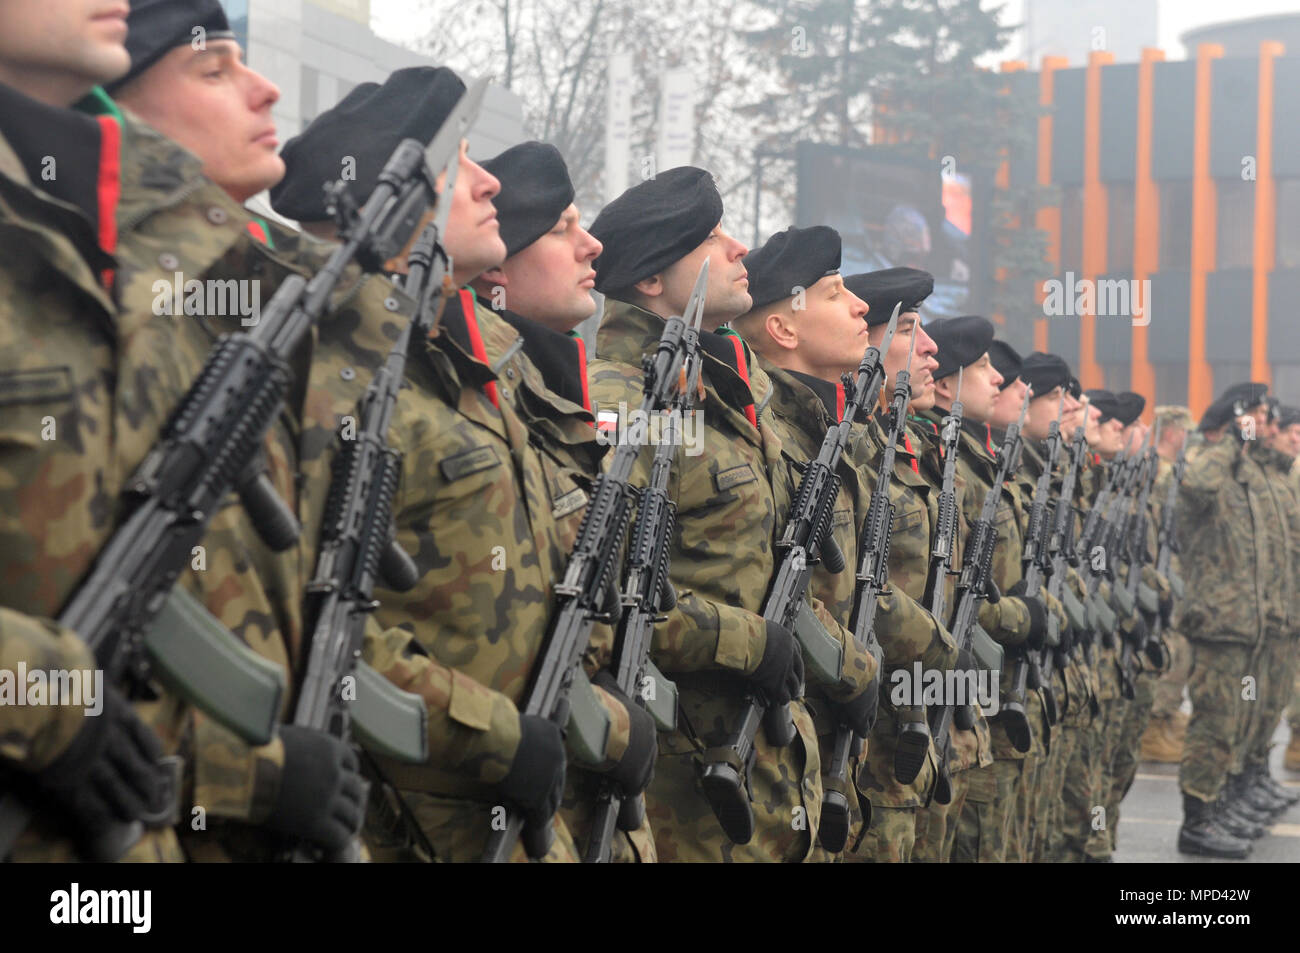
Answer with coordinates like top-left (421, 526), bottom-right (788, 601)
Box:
top-left (605, 51), bottom-right (633, 201)
top-left (656, 67), bottom-right (695, 174)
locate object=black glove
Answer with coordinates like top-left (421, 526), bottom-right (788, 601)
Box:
top-left (1007, 581), bottom-right (1048, 651)
top-left (263, 725), bottom-right (366, 853)
top-left (748, 620), bottom-right (804, 704)
top-left (593, 672), bottom-right (657, 796)
top-left (497, 714), bottom-right (566, 826)
top-left (1159, 592), bottom-right (1175, 629)
top-left (1122, 614), bottom-right (1149, 650)
top-left (831, 675), bottom-right (880, 737)
top-left (1058, 617), bottom-right (1076, 657)
top-left (33, 685), bottom-right (166, 836)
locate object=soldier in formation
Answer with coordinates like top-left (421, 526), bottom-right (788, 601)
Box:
top-left (2, 0), bottom-right (1296, 864)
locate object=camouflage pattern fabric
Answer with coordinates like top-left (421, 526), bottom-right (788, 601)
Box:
top-left (589, 300), bottom-right (824, 862)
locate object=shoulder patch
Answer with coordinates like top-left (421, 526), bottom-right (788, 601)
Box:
top-left (0, 367), bottom-right (73, 407)
top-left (440, 444), bottom-right (501, 483)
top-left (715, 463), bottom-right (757, 492)
top-left (551, 486), bottom-right (588, 519)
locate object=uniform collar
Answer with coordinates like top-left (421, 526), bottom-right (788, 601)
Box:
top-left (495, 307), bottom-right (590, 412)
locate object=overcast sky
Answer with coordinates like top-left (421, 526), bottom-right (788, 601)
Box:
top-left (374, 0), bottom-right (1300, 63)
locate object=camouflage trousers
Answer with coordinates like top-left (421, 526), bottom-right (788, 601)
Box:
top-left (1180, 641), bottom-right (1254, 803)
top-left (953, 759), bottom-right (1020, 863)
top-left (1105, 668), bottom-right (1157, 851)
top-left (913, 768), bottom-right (970, 863)
top-left (366, 789), bottom-right (580, 863)
top-left (1057, 695), bottom-right (1120, 862)
top-left (1150, 629), bottom-right (1190, 720)
top-left (561, 770), bottom-right (658, 863)
top-left (1034, 718), bottom-right (1080, 861)
top-left (1086, 694), bottom-right (1126, 859)
top-left (851, 804), bottom-right (916, 862)
top-left (1243, 632), bottom-right (1300, 770)
top-left (645, 699), bottom-right (820, 863)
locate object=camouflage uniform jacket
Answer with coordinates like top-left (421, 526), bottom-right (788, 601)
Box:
top-left (855, 415), bottom-right (962, 806)
top-left (1176, 438), bottom-right (1292, 645)
top-left (588, 300), bottom-right (822, 862)
top-left (367, 292), bottom-right (640, 860)
top-left (0, 90), bottom-right (415, 859)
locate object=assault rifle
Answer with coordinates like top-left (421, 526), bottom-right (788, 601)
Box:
top-left (581, 295), bottom-right (701, 863)
top-left (929, 393), bottom-right (1029, 803)
top-left (1014, 391), bottom-right (1062, 729)
top-left (482, 260), bottom-right (710, 862)
top-left (908, 368), bottom-right (964, 788)
top-left (818, 318), bottom-right (914, 853)
top-left (285, 91), bottom-right (490, 860)
top-left (699, 306), bottom-right (899, 845)
top-left (0, 78), bottom-right (489, 863)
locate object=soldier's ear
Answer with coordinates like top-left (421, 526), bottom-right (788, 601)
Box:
top-left (633, 274), bottom-right (664, 299)
top-left (765, 311), bottom-right (798, 351)
top-left (480, 266), bottom-right (508, 287)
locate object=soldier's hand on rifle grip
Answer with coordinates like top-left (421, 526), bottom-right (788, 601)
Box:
top-left (264, 725), bottom-right (367, 855)
top-left (748, 620), bottom-right (803, 706)
top-left (497, 714), bottom-right (567, 838)
top-left (29, 686), bottom-right (169, 855)
top-left (593, 672), bottom-right (657, 797)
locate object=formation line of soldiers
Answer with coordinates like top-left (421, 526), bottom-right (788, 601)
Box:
top-left (2, 0), bottom-right (1297, 863)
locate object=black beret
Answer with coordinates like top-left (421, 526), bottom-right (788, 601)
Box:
top-left (106, 0), bottom-right (235, 94)
top-left (482, 141), bottom-right (576, 259)
top-left (270, 67), bottom-right (465, 223)
top-left (843, 267), bottom-right (934, 327)
top-left (929, 315), bottom-right (995, 381)
top-left (1115, 391), bottom-right (1146, 426)
top-left (590, 167), bottom-right (723, 295)
top-left (1217, 381), bottom-right (1269, 416)
top-left (1020, 352), bottom-right (1073, 398)
top-left (741, 226), bottom-right (841, 311)
top-left (987, 340), bottom-right (1023, 391)
top-left (1067, 376), bottom-right (1082, 399)
top-left (1085, 389), bottom-right (1120, 423)
top-left (1277, 405), bottom-right (1300, 429)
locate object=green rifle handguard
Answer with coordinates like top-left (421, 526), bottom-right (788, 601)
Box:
top-left (1110, 581), bottom-right (1137, 619)
top-left (1137, 580), bottom-right (1159, 616)
top-left (142, 586), bottom-right (285, 746)
top-left (1168, 570), bottom-right (1185, 600)
top-left (970, 623), bottom-right (1005, 680)
top-left (1044, 612), bottom-right (1062, 648)
top-left (641, 658), bottom-right (679, 732)
top-left (565, 670), bottom-right (612, 766)
top-left (793, 600), bottom-right (845, 686)
top-left (1061, 586), bottom-right (1089, 633)
top-left (351, 660), bottom-right (429, 764)
top-left (1089, 590), bottom-right (1117, 633)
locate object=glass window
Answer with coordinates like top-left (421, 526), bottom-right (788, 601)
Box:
top-left (1278, 179), bottom-right (1300, 270)
top-left (1107, 183), bottom-right (1135, 273)
top-left (1059, 186), bottom-right (1083, 275)
top-left (1215, 179), bottom-right (1254, 270)
top-left (1158, 181), bottom-right (1193, 270)
top-left (220, 0), bottom-right (249, 56)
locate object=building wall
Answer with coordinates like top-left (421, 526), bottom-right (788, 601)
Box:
top-left (1016, 41), bottom-right (1300, 415)
top-left (226, 0), bottom-right (523, 160)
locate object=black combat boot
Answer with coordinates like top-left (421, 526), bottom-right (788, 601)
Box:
top-left (1177, 794), bottom-right (1251, 858)
top-left (1216, 795), bottom-right (1269, 839)
top-left (1235, 769), bottom-right (1289, 814)
top-left (1252, 762), bottom-right (1300, 807)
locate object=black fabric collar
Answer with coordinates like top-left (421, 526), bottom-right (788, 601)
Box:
top-left (786, 369), bottom-right (841, 421)
top-left (698, 329), bottom-right (760, 412)
top-left (0, 81), bottom-right (106, 256)
top-left (495, 309), bottom-right (588, 410)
